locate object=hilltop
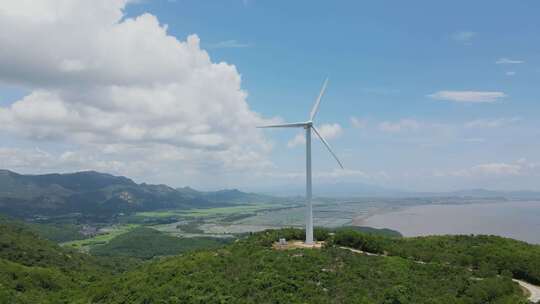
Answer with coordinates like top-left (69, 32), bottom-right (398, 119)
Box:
top-left (1, 220), bottom-right (538, 303)
top-left (0, 219), bottom-right (140, 303)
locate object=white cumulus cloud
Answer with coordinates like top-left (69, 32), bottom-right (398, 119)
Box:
top-left (287, 123), bottom-right (343, 148)
top-left (0, 0), bottom-right (273, 186)
top-left (378, 119), bottom-right (421, 133)
top-left (350, 116), bottom-right (368, 129)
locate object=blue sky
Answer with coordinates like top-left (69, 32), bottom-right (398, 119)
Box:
top-left (1, 0), bottom-right (540, 192)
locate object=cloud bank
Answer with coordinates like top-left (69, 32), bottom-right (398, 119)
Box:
top-left (440, 159), bottom-right (540, 178)
top-left (428, 91), bottom-right (507, 103)
top-left (0, 0), bottom-right (271, 186)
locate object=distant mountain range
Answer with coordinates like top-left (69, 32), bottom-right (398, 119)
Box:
top-left (0, 170), bottom-right (276, 219)
top-left (418, 188), bottom-right (540, 200)
top-left (251, 182), bottom-right (407, 197)
top-left (255, 181), bottom-right (540, 199)
top-left (2, 169), bottom-right (539, 219)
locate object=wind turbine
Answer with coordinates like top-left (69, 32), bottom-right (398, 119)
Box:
top-left (258, 78), bottom-right (343, 244)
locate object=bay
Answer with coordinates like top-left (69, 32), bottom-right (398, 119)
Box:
top-left (362, 200), bottom-right (540, 244)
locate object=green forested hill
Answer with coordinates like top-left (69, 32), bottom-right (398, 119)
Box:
top-left (333, 229), bottom-right (540, 285)
top-left (337, 226), bottom-right (403, 237)
top-left (90, 227), bottom-right (231, 259)
top-left (0, 223), bottom-right (535, 304)
top-left (0, 222), bottom-right (140, 303)
top-left (0, 215), bottom-right (84, 243)
top-left (82, 230), bottom-right (528, 304)
top-left (0, 222), bottom-right (91, 270)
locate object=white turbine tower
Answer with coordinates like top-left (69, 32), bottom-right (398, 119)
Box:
top-left (258, 78), bottom-right (343, 244)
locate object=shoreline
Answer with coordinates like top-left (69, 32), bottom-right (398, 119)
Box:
top-left (355, 200), bottom-right (540, 244)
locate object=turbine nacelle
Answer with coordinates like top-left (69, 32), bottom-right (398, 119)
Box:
top-left (257, 78), bottom-right (343, 169)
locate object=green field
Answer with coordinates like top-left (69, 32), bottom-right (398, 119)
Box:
top-left (146, 201), bottom-right (385, 237)
top-left (134, 210), bottom-right (181, 218)
top-left (63, 204), bottom-right (297, 251)
top-left (136, 203), bottom-right (291, 219)
top-left (61, 224), bottom-right (139, 252)
top-left (61, 201), bottom-right (389, 250)
top-left (181, 204), bottom-right (284, 216)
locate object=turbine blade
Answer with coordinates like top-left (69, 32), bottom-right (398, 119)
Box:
top-left (312, 126), bottom-right (344, 169)
top-left (309, 78), bottom-right (329, 121)
top-left (257, 122), bottom-right (308, 128)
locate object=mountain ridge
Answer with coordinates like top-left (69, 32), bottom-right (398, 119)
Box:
top-left (255, 181), bottom-right (540, 199)
top-left (0, 170), bottom-right (276, 219)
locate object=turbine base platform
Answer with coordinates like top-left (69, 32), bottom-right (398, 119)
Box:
top-left (272, 240), bottom-right (324, 250)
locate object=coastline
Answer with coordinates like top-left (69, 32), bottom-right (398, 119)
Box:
top-left (355, 200), bottom-right (540, 244)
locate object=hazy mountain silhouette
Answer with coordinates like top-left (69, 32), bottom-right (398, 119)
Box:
top-left (0, 170), bottom-right (274, 218)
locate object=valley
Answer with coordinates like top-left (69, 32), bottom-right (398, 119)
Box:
top-left (53, 199), bottom-right (404, 253)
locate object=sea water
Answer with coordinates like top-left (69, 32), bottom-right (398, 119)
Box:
top-left (362, 200), bottom-right (540, 244)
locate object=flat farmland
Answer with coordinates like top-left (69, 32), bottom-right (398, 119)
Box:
top-left (136, 203), bottom-right (289, 219)
top-left (152, 200), bottom-right (386, 237)
top-left (61, 224), bottom-right (140, 252)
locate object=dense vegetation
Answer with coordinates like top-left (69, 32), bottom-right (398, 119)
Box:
top-left (90, 227), bottom-right (231, 259)
top-left (0, 222), bottom-right (140, 303)
top-left (337, 226), bottom-right (402, 238)
top-left (25, 223), bottom-right (84, 243)
top-left (391, 235), bottom-right (540, 285)
top-left (85, 229), bottom-right (527, 304)
top-left (0, 216), bottom-right (84, 243)
top-left (0, 222), bottom-right (536, 303)
top-left (333, 229), bottom-right (540, 285)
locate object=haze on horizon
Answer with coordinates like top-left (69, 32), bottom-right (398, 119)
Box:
top-left (1, 1), bottom-right (540, 193)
